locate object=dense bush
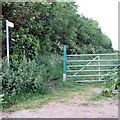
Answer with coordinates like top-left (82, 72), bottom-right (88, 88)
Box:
top-left (2, 58), bottom-right (47, 107)
top-left (2, 54), bottom-right (63, 107)
top-left (2, 2), bottom-right (114, 59)
top-left (10, 27), bottom-right (40, 61)
top-left (38, 54), bottom-right (63, 81)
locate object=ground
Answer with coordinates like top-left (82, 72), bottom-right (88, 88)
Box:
top-left (1, 87), bottom-right (118, 118)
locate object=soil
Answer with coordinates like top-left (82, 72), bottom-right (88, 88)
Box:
top-left (1, 88), bottom-right (118, 118)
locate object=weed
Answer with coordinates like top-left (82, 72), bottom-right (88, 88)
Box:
top-left (81, 102), bottom-right (89, 106)
top-left (90, 94), bottom-right (103, 101)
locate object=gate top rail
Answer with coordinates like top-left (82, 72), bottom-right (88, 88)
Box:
top-left (63, 45), bottom-right (119, 82)
top-left (68, 64), bottom-right (119, 67)
top-left (67, 53), bottom-right (119, 57)
top-left (67, 59), bottom-right (118, 62)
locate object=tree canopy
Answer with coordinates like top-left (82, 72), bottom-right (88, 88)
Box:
top-left (2, 2), bottom-right (114, 60)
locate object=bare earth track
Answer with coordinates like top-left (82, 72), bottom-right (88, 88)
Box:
top-left (2, 88), bottom-right (118, 118)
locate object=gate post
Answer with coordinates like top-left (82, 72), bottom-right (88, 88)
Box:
top-left (98, 55), bottom-right (101, 81)
top-left (63, 45), bottom-right (66, 81)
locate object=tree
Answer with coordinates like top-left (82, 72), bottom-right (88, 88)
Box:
top-left (2, 2), bottom-right (114, 60)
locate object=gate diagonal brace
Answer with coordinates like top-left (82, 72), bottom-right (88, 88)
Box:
top-left (101, 65), bottom-right (119, 80)
top-left (73, 55), bottom-right (99, 77)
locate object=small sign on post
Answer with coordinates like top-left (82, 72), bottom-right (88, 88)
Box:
top-left (6, 20), bottom-right (14, 28)
top-left (6, 20), bottom-right (14, 67)
top-left (63, 45), bottom-right (66, 81)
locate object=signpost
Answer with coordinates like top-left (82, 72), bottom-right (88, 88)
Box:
top-left (6, 20), bottom-right (14, 67)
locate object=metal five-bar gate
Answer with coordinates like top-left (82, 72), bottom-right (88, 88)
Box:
top-left (63, 45), bottom-right (119, 82)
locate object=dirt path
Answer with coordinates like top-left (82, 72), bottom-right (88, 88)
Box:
top-left (2, 88), bottom-right (118, 118)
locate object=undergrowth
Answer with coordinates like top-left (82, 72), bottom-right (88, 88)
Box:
top-left (2, 54), bottom-right (63, 108)
top-left (1, 53), bottom-right (119, 110)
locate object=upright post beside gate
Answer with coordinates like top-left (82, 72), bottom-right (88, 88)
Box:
top-left (98, 55), bottom-right (101, 81)
top-left (63, 45), bottom-right (66, 81)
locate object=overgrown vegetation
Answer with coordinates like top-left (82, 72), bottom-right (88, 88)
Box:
top-left (1, 1), bottom-right (118, 109)
top-left (2, 2), bottom-right (113, 59)
top-left (101, 75), bottom-right (119, 97)
top-left (2, 54), bottom-right (63, 108)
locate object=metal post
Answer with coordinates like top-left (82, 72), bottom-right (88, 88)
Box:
top-left (6, 20), bottom-right (9, 67)
top-left (63, 45), bottom-right (66, 81)
top-left (98, 55), bottom-right (101, 81)
top-left (6, 20), bottom-right (14, 67)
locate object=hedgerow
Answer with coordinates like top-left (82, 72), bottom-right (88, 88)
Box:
top-left (2, 54), bottom-right (63, 108)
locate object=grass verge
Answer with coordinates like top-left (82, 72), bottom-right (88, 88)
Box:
top-left (3, 79), bottom-right (111, 112)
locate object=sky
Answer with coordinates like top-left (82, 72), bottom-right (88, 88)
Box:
top-left (75, 0), bottom-right (119, 50)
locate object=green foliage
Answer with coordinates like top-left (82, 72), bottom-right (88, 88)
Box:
top-left (0, 94), bottom-right (4, 109)
top-left (2, 2), bottom-right (114, 59)
top-left (2, 57), bottom-right (47, 107)
top-left (90, 94), bottom-right (103, 101)
top-left (76, 17), bottom-right (113, 54)
top-left (10, 28), bottom-right (40, 61)
top-left (1, 1), bottom-right (115, 109)
top-left (38, 54), bottom-right (63, 81)
top-left (101, 89), bottom-right (113, 97)
top-left (101, 75), bottom-right (119, 97)
top-left (2, 54), bottom-right (63, 107)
